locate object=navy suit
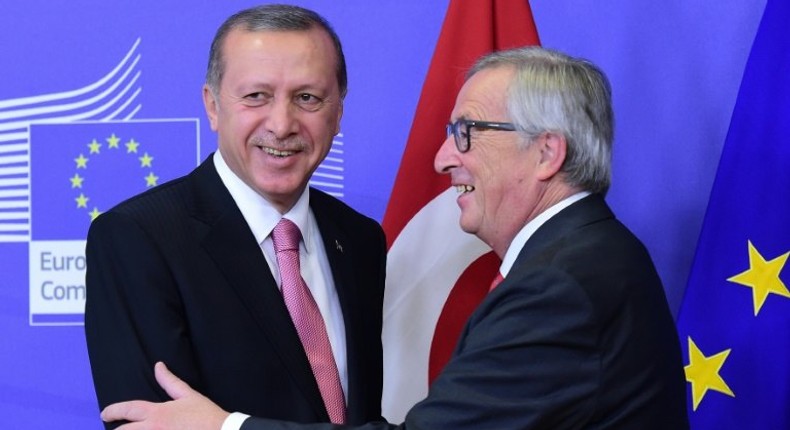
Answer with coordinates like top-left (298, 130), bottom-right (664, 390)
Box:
top-left (84, 155), bottom-right (386, 428)
top-left (242, 194), bottom-right (688, 430)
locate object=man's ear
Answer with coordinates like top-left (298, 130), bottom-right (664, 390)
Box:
top-left (535, 132), bottom-right (567, 181)
top-left (202, 85), bottom-right (219, 131)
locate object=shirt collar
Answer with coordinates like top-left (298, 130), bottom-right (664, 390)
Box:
top-left (499, 191), bottom-right (591, 277)
top-left (213, 151), bottom-right (313, 250)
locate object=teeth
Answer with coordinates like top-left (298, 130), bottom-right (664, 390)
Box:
top-left (263, 147), bottom-right (295, 158)
top-left (455, 184), bottom-right (475, 193)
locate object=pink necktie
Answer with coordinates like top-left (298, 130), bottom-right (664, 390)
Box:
top-left (490, 271), bottom-right (505, 291)
top-left (272, 218), bottom-right (346, 424)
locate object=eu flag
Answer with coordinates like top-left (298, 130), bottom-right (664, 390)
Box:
top-left (676, 0), bottom-right (790, 428)
top-left (29, 120), bottom-right (198, 240)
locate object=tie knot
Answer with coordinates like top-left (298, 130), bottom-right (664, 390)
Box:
top-left (272, 218), bottom-right (302, 253)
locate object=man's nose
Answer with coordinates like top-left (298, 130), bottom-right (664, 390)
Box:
top-left (265, 98), bottom-right (299, 139)
top-left (434, 133), bottom-right (459, 174)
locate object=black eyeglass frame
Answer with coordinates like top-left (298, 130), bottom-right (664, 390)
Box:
top-left (446, 119), bottom-right (517, 153)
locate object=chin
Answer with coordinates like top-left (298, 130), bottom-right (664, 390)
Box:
top-left (458, 218), bottom-right (477, 235)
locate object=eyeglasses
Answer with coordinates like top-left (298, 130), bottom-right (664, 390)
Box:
top-left (446, 119), bottom-right (517, 153)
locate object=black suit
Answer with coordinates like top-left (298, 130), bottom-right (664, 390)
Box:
top-left (84, 155), bottom-right (386, 428)
top-left (242, 194), bottom-right (688, 430)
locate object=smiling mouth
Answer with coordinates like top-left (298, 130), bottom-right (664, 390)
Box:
top-left (455, 184), bottom-right (475, 193)
top-left (262, 147), bottom-right (297, 158)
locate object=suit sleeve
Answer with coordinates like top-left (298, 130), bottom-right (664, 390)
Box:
top-left (236, 267), bottom-right (599, 430)
top-left (84, 211), bottom-right (200, 428)
top-left (402, 266), bottom-right (600, 429)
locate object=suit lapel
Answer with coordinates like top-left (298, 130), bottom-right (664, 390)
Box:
top-left (188, 158), bottom-right (329, 421)
top-left (310, 193), bottom-right (356, 319)
top-left (309, 191), bottom-right (366, 419)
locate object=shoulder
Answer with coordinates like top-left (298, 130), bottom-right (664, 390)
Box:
top-left (309, 187), bottom-right (383, 234)
top-left (106, 174), bottom-right (192, 221)
top-left (101, 156), bottom-right (222, 223)
top-left (88, 171), bottom-right (196, 242)
top-left (523, 196), bottom-right (660, 293)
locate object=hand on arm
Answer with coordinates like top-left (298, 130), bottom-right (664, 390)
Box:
top-left (101, 362), bottom-right (231, 430)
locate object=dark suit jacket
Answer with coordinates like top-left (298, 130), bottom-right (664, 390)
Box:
top-left (84, 155), bottom-right (386, 428)
top-left (242, 194), bottom-right (688, 430)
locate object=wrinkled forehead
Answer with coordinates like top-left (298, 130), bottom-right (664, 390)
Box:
top-left (219, 28), bottom-right (340, 87)
top-left (219, 27), bottom-right (339, 83)
top-left (451, 66), bottom-right (515, 121)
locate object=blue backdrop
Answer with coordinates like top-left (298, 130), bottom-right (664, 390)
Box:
top-left (0, 1), bottom-right (766, 427)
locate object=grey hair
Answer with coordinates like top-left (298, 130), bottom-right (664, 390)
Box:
top-left (205, 4), bottom-right (347, 98)
top-left (468, 46), bottom-right (614, 195)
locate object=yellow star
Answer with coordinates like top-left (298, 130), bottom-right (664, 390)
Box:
top-left (727, 240), bottom-right (790, 315)
top-left (684, 337), bottom-right (734, 410)
top-left (88, 139), bottom-right (102, 154)
top-left (145, 172), bottom-right (159, 187)
top-left (107, 133), bottom-right (121, 148)
top-left (139, 152), bottom-right (154, 168)
top-left (126, 138), bottom-right (140, 153)
top-left (69, 173), bottom-right (84, 189)
top-left (75, 193), bottom-right (89, 208)
top-left (89, 207), bottom-right (102, 221)
top-left (74, 154), bottom-right (89, 169)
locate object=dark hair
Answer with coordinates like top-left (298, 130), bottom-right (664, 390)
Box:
top-left (205, 4), bottom-right (347, 98)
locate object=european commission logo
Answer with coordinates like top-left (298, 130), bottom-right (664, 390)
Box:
top-left (28, 120), bottom-right (198, 325)
top-left (0, 38), bottom-right (200, 325)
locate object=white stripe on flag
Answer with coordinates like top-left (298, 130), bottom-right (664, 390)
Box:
top-left (382, 187), bottom-right (490, 422)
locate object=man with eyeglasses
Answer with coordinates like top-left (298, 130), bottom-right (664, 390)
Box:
top-left (100, 46), bottom-right (689, 430)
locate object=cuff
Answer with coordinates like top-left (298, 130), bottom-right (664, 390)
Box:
top-left (221, 412), bottom-right (250, 430)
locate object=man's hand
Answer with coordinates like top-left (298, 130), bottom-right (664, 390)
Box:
top-left (100, 362), bottom-right (231, 430)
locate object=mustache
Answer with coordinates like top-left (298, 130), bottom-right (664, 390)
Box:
top-left (249, 135), bottom-right (307, 151)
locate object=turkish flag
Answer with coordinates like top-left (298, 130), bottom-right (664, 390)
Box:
top-left (381, 0), bottom-right (540, 422)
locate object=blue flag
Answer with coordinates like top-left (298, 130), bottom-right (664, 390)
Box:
top-left (676, 1), bottom-right (790, 428)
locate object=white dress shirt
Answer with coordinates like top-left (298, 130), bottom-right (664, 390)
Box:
top-left (214, 151), bottom-right (347, 430)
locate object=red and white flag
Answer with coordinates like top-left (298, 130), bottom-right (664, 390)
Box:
top-left (381, 0), bottom-right (540, 422)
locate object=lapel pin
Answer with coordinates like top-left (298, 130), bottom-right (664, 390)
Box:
top-left (335, 240), bottom-right (343, 253)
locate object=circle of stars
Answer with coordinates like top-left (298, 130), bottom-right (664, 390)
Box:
top-left (70, 132), bottom-right (160, 221)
